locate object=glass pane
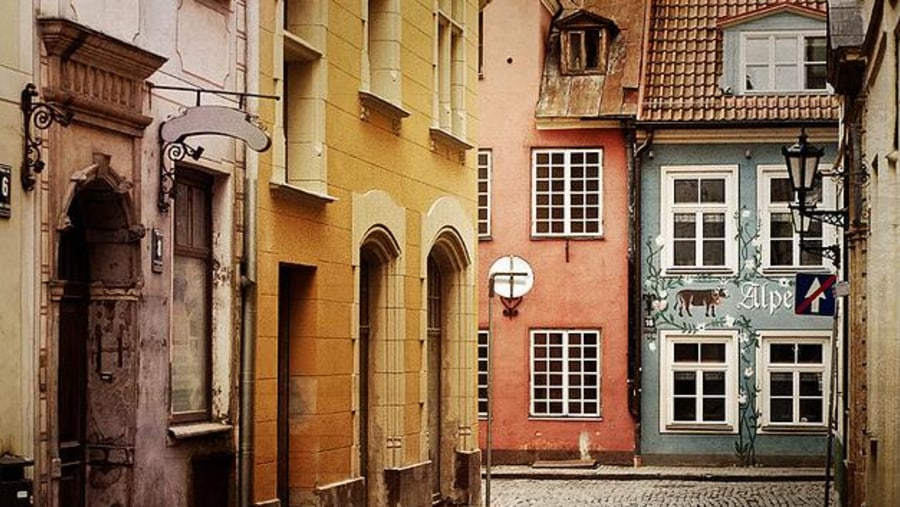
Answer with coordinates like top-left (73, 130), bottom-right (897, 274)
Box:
top-left (673, 398), bottom-right (696, 421)
top-left (770, 178), bottom-right (793, 202)
top-left (674, 371), bottom-right (696, 395)
top-left (700, 343), bottom-right (726, 362)
top-left (746, 65), bottom-right (768, 90)
top-left (745, 37), bottom-right (769, 64)
top-left (799, 372), bottom-right (823, 396)
top-left (771, 372), bottom-right (794, 396)
top-left (770, 343), bottom-right (795, 363)
top-left (702, 213), bottom-right (725, 237)
top-left (702, 240), bottom-right (724, 266)
top-left (674, 241), bottom-right (696, 266)
top-left (568, 31), bottom-right (583, 70)
top-left (806, 63), bottom-right (827, 90)
top-left (674, 179), bottom-right (698, 203)
top-left (771, 214), bottom-right (794, 238)
top-left (806, 37), bottom-right (826, 62)
top-left (702, 398), bottom-right (725, 421)
top-left (700, 179), bottom-right (725, 203)
top-left (172, 255), bottom-right (209, 414)
top-left (775, 65), bottom-right (798, 90)
top-left (774, 36), bottom-right (798, 63)
top-left (674, 343), bottom-right (698, 362)
top-left (674, 214), bottom-right (696, 238)
top-left (798, 344), bottom-right (823, 363)
top-left (771, 240), bottom-right (793, 266)
top-left (800, 399), bottom-right (823, 423)
top-left (584, 29), bottom-right (600, 69)
top-left (702, 371), bottom-right (725, 395)
top-left (771, 399), bottom-right (793, 422)
top-left (191, 186), bottom-right (208, 249)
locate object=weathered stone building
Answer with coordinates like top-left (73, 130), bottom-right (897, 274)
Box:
top-left (251, 1), bottom-right (481, 506)
top-left (8, 1), bottom-right (259, 505)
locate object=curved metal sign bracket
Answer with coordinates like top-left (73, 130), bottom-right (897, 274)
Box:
top-left (158, 105), bottom-right (272, 211)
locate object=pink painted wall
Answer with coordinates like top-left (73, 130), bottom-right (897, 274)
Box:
top-left (478, 0), bottom-right (634, 461)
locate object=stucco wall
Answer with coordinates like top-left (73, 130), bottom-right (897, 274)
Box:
top-left (639, 139), bottom-right (838, 464)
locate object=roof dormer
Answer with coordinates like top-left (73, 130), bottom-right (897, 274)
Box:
top-left (556, 10), bottom-right (618, 76)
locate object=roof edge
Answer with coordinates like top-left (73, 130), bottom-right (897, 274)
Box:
top-left (718, 4), bottom-right (826, 30)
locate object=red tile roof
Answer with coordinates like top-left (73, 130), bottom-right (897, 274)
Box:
top-left (640, 0), bottom-right (840, 123)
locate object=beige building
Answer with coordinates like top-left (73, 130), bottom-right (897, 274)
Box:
top-left (0, 0), bottom-right (36, 480)
top-left (250, 1), bottom-right (481, 506)
top-left (11, 0), bottom-right (259, 505)
top-left (829, 0), bottom-right (900, 505)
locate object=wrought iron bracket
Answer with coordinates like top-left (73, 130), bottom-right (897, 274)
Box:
top-left (158, 141), bottom-right (204, 212)
top-left (499, 296), bottom-right (522, 317)
top-left (21, 83), bottom-right (73, 191)
top-left (804, 208), bottom-right (848, 229)
top-left (800, 242), bottom-right (841, 269)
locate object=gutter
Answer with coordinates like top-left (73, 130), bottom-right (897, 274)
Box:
top-left (239, 2), bottom-right (260, 506)
top-left (624, 120), bottom-right (653, 466)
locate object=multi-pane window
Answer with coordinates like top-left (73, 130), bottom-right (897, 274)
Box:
top-left (759, 167), bottom-right (833, 269)
top-left (530, 330), bottom-right (601, 418)
top-left (434, 0), bottom-right (466, 138)
top-left (478, 149), bottom-right (492, 238)
top-left (478, 330), bottom-right (489, 418)
top-left (532, 149), bottom-right (603, 237)
top-left (760, 335), bottom-right (829, 428)
top-left (171, 170), bottom-right (213, 422)
top-left (662, 166), bottom-right (737, 272)
top-left (661, 332), bottom-right (736, 431)
top-left (742, 32), bottom-right (827, 93)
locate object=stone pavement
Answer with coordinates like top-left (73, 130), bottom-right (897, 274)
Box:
top-left (481, 465), bottom-right (836, 506)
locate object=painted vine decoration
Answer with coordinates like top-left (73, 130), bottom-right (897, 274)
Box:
top-left (644, 206), bottom-right (794, 466)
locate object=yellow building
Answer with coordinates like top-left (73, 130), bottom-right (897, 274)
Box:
top-left (252, 1), bottom-right (481, 506)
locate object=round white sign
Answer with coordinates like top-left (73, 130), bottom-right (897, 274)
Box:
top-left (488, 255), bottom-right (535, 299)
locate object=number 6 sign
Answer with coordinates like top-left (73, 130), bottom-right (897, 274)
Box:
top-left (0, 164), bottom-right (11, 218)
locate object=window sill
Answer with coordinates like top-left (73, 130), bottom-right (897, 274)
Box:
top-left (478, 235), bottom-right (493, 242)
top-left (528, 416), bottom-right (603, 422)
top-left (761, 266), bottom-right (835, 276)
top-left (664, 423), bottom-right (735, 433)
top-left (168, 422), bottom-right (233, 440)
top-left (359, 90), bottom-right (410, 122)
top-left (429, 127), bottom-right (474, 151)
top-left (663, 267), bottom-right (735, 277)
top-left (759, 424), bottom-right (827, 434)
top-left (269, 180), bottom-right (338, 203)
top-left (531, 234), bottom-right (605, 241)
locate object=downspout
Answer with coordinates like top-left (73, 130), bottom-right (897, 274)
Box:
top-left (239, 1), bottom-right (260, 506)
top-left (625, 122), bottom-right (652, 466)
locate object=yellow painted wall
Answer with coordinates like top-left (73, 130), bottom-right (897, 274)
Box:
top-left (254, 0), bottom-right (479, 503)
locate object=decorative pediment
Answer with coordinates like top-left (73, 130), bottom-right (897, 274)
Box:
top-left (717, 4), bottom-right (825, 30)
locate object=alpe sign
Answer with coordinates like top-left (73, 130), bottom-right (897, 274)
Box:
top-left (794, 273), bottom-right (837, 317)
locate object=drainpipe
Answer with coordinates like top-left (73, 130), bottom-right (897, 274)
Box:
top-left (625, 122), bottom-right (652, 466)
top-left (239, 2), bottom-right (260, 506)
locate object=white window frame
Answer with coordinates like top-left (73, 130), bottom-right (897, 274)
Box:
top-left (478, 149), bottom-right (492, 239)
top-left (530, 329), bottom-right (601, 419)
top-left (531, 148), bottom-right (604, 238)
top-left (432, 1), bottom-right (467, 140)
top-left (739, 31), bottom-right (828, 94)
top-left (660, 330), bottom-right (738, 433)
top-left (758, 165), bottom-right (837, 272)
top-left (477, 330), bottom-right (489, 419)
top-left (757, 331), bottom-right (830, 432)
top-left (660, 165), bottom-right (738, 274)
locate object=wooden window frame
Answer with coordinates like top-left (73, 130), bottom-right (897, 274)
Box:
top-left (757, 332), bottom-right (830, 432)
top-left (531, 148), bottom-right (604, 238)
top-left (740, 31), bottom-right (828, 94)
top-left (529, 329), bottom-right (602, 419)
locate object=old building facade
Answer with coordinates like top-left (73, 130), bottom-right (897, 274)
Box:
top-left (251, 1), bottom-right (481, 506)
top-left (477, 0), bottom-right (644, 465)
top-left (636, 0), bottom-right (841, 466)
top-left (9, 1), bottom-right (257, 506)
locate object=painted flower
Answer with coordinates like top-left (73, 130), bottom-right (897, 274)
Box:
top-left (738, 390), bottom-right (748, 406)
top-left (751, 236), bottom-right (763, 247)
top-left (724, 315), bottom-right (735, 327)
top-left (644, 279), bottom-right (654, 288)
top-left (652, 299), bottom-right (668, 312)
top-left (657, 290), bottom-right (668, 299)
top-left (744, 258), bottom-right (756, 270)
top-left (655, 235), bottom-right (665, 246)
top-left (697, 323), bottom-right (706, 331)
top-left (739, 332), bottom-right (748, 344)
top-left (648, 341), bottom-right (657, 352)
top-left (779, 278), bottom-right (790, 287)
top-left (741, 209), bottom-right (751, 218)
top-left (744, 367), bottom-right (754, 378)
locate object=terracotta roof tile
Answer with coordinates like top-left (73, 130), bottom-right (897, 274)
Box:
top-left (641, 0), bottom-right (840, 123)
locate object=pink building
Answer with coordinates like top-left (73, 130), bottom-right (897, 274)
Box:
top-left (477, 0), bottom-right (646, 464)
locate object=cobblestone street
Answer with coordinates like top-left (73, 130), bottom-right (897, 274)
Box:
top-left (483, 478), bottom-right (833, 506)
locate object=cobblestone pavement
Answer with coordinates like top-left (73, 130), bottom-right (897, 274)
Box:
top-left (483, 478), bottom-right (835, 506)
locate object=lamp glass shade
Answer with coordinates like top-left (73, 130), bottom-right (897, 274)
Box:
top-left (782, 132), bottom-right (824, 194)
top-left (789, 204), bottom-right (813, 235)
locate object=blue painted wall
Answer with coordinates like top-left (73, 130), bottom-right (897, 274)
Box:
top-left (639, 140), bottom-right (838, 464)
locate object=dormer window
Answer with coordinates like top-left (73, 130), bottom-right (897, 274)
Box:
top-left (563, 28), bottom-right (606, 74)
top-left (742, 32), bottom-right (827, 93)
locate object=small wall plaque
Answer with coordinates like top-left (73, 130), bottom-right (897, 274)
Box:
top-left (152, 228), bottom-right (164, 273)
top-left (0, 164), bottom-right (11, 218)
